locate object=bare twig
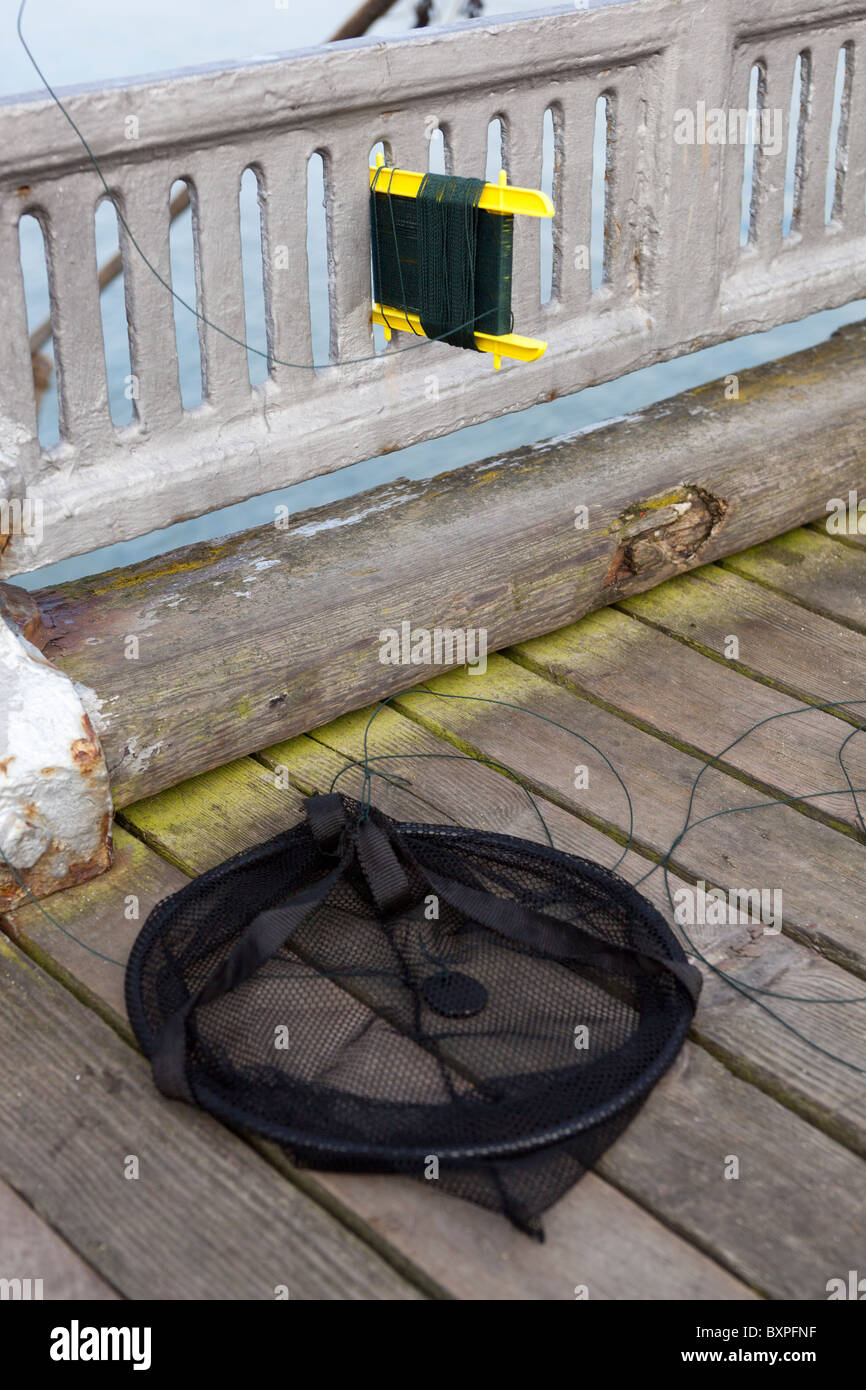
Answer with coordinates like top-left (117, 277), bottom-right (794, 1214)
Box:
top-left (329, 0), bottom-right (402, 41)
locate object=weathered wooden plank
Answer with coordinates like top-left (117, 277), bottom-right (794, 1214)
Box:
top-left (3, 824), bottom-right (188, 1026)
top-left (4, 762), bottom-right (751, 1301)
top-left (0, 935), bottom-right (424, 1301)
top-left (689, 928), bottom-right (866, 1159)
top-left (722, 526), bottom-right (866, 630)
top-left (384, 657), bottom-right (866, 975)
top-left (307, 1167), bottom-right (753, 1303)
top-left (117, 756), bottom-right (304, 875)
top-left (512, 604), bottom-right (866, 834)
top-left (271, 707), bottom-right (866, 1158)
top-left (620, 563), bottom-right (866, 720)
top-left (823, 526), bottom-right (866, 551)
top-left (0, 1177), bottom-right (119, 1301)
top-left (33, 318), bottom-right (866, 806)
top-left (598, 1041), bottom-right (866, 1301)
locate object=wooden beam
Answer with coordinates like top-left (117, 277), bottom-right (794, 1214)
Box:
top-left (35, 321), bottom-right (866, 810)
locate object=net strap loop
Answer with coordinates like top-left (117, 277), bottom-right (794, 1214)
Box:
top-left (306, 792), bottom-right (349, 853)
top-left (308, 794), bottom-right (413, 915)
top-left (355, 816), bottom-right (414, 917)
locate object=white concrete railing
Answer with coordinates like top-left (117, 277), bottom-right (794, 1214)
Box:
top-left (1, 0), bottom-right (865, 576)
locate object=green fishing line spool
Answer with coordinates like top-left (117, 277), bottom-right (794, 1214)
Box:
top-left (369, 156), bottom-right (554, 368)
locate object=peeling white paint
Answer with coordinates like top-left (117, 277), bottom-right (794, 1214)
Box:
top-left (119, 737), bottom-right (164, 775)
top-left (0, 622), bottom-right (112, 907)
top-left (289, 492), bottom-right (422, 538)
top-left (74, 683), bottom-right (117, 739)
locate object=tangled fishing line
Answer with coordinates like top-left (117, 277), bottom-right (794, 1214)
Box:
top-left (3, 689), bottom-right (866, 1082)
top-left (6, 0), bottom-right (866, 1236)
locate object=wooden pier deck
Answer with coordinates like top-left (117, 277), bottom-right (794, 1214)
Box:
top-left (2, 521), bottom-right (865, 1301)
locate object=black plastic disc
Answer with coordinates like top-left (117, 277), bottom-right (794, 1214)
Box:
top-left (420, 970), bottom-right (489, 1018)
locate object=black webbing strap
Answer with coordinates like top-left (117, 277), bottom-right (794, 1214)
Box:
top-left (419, 867), bottom-right (702, 1008)
top-left (306, 793), bottom-right (348, 852)
top-left (355, 817), bottom-right (414, 917)
top-left (151, 849), bottom-right (350, 1102)
top-left (151, 797), bottom-right (414, 1102)
top-left (308, 793), bottom-right (413, 914)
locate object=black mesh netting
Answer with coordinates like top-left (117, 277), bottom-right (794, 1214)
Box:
top-left (125, 794), bottom-right (700, 1238)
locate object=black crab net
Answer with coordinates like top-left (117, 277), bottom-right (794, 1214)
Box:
top-left (126, 794), bottom-right (700, 1238)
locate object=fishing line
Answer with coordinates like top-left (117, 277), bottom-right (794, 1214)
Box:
top-left (16, 0), bottom-right (501, 372)
top-left (0, 838), bottom-right (127, 966)
top-left (8, 1), bottom-right (866, 1073)
top-left (346, 691), bottom-right (866, 1076)
top-left (4, 687), bottom-right (866, 1074)
top-left (635, 699), bottom-right (866, 1007)
top-left (329, 747), bottom-right (557, 846)
top-left (837, 722), bottom-right (866, 838)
